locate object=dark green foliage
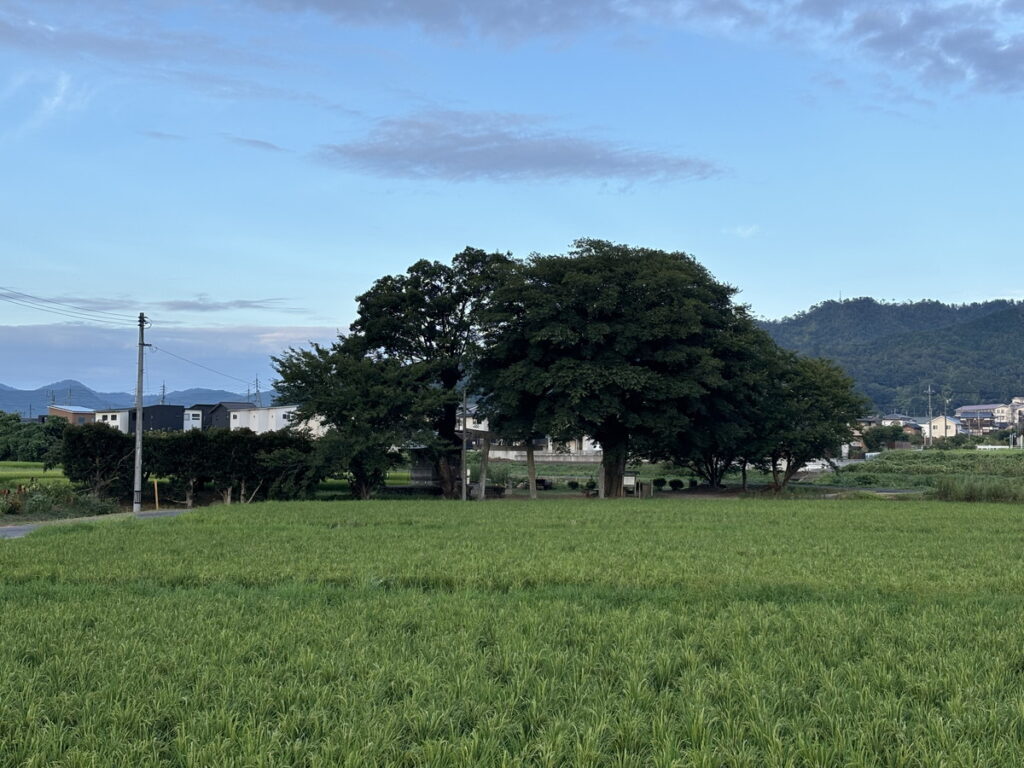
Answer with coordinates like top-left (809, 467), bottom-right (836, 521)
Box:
top-left (0, 481), bottom-right (117, 517)
top-left (477, 239), bottom-right (747, 497)
top-left (60, 423), bottom-right (135, 499)
top-left (0, 412), bottom-right (66, 464)
top-left (668, 479), bottom-right (684, 490)
top-left (274, 339), bottom-right (410, 499)
top-left (861, 424), bottom-right (906, 452)
top-left (750, 353), bottom-right (868, 490)
top-left (652, 478), bottom-right (666, 490)
top-left (347, 248), bottom-right (514, 498)
top-left (145, 429), bottom-right (213, 508)
top-left (762, 298), bottom-right (1024, 412)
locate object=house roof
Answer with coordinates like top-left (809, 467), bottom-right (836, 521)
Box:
top-left (957, 403), bottom-right (1007, 412)
top-left (212, 402), bottom-right (258, 411)
top-left (48, 405), bottom-right (95, 413)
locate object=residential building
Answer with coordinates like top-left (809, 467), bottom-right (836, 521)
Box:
top-left (228, 404), bottom-right (325, 436)
top-left (95, 405), bottom-right (184, 434)
top-left (921, 415), bottom-right (962, 440)
top-left (207, 402), bottom-right (258, 430)
top-left (183, 403), bottom-right (219, 430)
top-left (954, 403), bottom-right (1005, 434)
top-left (47, 405), bottom-right (95, 425)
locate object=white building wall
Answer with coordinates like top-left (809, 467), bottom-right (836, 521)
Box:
top-left (96, 409), bottom-right (130, 433)
top-left (183, 409), bottom-right (204, 430)
top-left (229, 405), bottom-right (301, 435)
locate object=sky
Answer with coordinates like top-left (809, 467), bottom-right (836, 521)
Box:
top-left (3, 0), bottom-right (1024, 392)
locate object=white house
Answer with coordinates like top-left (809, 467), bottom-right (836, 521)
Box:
top-left (95, 408), bottom-right (131, 433)
top-left (921, 415), bottom-right (962, 440)
top-left (229, 404), bottom-right (327, 437)
top-left (462, 412), bottom-right (602, 462)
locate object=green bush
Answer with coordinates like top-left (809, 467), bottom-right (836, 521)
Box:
top-left (652, 478), bottom-right (667, 490)
top-left (566, 480), bottom-right (580, 491)
top-left (1, 481), bottom-right (118, 518)
top-left (934, 476), bottom-right (1024, 503)
top-left (668, 479), bottom-right (684, 491)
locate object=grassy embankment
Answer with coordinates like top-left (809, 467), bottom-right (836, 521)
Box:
top-left (819, 449), bottom-right (1024, 500)
top-left (4, 498), bottom-right (1024, 765)
top-left (0, 461), bottom-right (66, 489)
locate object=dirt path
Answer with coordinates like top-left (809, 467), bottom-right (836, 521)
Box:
top-left (0, 509), bottom-right (186, 540)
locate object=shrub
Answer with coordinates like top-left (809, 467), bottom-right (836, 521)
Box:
top-left (668, 479), bottom-right (684, 491)
top-left (652, 478), bottom-right (667, 490)
top-left (584, 480), bottom-right (597, 491)
top-left (567, 480), bottom-right (580, 491)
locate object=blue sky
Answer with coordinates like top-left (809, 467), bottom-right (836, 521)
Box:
top-left (3, 0), bottom-right (1024, 392)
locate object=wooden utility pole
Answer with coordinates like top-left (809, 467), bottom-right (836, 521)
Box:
top-left (461, 389), bottom-right (468, 501)
top-left (132, 313), bottom-right (148, 513)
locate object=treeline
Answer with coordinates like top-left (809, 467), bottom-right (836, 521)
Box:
top-left (0, 412), bottom-right (65, 464)
top-left (61, 424), bottom-right (330, 507)
top-left (275, 239), bottom-right (867, 499)
top-left (761, 298), bottom-right (1024, 412)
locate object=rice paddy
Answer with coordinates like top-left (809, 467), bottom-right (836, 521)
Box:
top-left (3, 497), bottom-right (1024, 766)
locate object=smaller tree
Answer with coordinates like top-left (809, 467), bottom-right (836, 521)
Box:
top-left (751, 354), bottom-right (868, 491)
top-left (861, 424), bottom-right (905, 452)
top-left (61, 423), bottom-right (135, 499)
top-left (146, 429), bottom-right (213, 508)
top-left (274, 337), bottom-right (414, 500)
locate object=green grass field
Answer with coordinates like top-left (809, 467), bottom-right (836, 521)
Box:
top-left (4, 497), bottom-right (1024, 766)
top-left (0, 461), bottom-right (66, 489)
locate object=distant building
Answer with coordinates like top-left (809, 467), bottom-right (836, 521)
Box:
top-left (47, 405), bottom-right (95, 425)
top-left (207, 402), bottom-right (258, 431)
top-left (183, 403), bottom-right (219, 431)
top-left (954, 403), bottom-right (1005, 434)
top-left (95, 405), bottom-right (184, 434)
top-left (921, 415), bottom-right (962, 440)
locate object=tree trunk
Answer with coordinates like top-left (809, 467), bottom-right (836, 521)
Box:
top-left (437, 453), bottom-right (458, 499)
top-left (741, 461), bottom-right (748, 492)
top-left (185, 478), bottom-right (195, 509)
top-left (601, 438), bottom-right (628, 498)
top-left (222, 486), bottom-right (232, 505)
top-left (477, 434), bottom-right (491, 500)
top-left (526, 441), bottom-right (537, 500)
top-left (240, 479), bottom-right (248, 504)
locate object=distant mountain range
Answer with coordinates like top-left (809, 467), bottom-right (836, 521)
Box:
top-left (761, 298), bottom-right (1024, 414)
top-left (0, 379), bottom-right (278, 418)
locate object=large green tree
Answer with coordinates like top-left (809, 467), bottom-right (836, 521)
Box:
top-left (342, 247), bottom-right (512, 498)
top-left (274, 337), bottom-right (412, 499)
top-left (479, 239), bottom-right (747, 497)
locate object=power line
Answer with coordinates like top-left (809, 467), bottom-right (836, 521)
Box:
top-left (0, 285), bottom-right (138, 322)
top-left (149, 344), bottom-right (255, 387)
top-left (0, 292), bottom-right (133, 326)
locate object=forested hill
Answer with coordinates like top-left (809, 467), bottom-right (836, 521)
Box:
top-left (760, 298), bottom-right (1024, 413)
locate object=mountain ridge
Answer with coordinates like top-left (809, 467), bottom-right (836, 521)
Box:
top-left (0, 380), bottom-right (279, 417)
top-left (761, 297), bottom-right (1024, 413)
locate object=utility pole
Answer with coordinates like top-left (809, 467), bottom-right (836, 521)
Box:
top-left (926, 384), bottom-right (934, 448)
top-left (160, 381), bottom-right (166, 405)
top-left (254, 376), bottom-right (263, 407)
top-left (132, 313), bottom-right (149, 514)
top-left (461, 389), bottom-right (468, 502)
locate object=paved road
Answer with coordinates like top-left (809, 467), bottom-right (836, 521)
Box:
top-left (0, 509), bottom-right (186, 540)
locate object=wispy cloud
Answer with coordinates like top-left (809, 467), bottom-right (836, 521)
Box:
top-left (318, 109), bottom-right (720, 183)
top-left (3, 291), bottom-right (305, 316)
top-left (0, 322), bottom-right (338, 391)
top-left (223, 134), bottom-right (289, 152)
top-left (246, 0), bottom-right (1024, 95)
top-left (723, 224), bottom-right (761, 239)
top-left (140, 129), bottom-right (186, 141)
top-left (154, 295), bottom-right (303, 313)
